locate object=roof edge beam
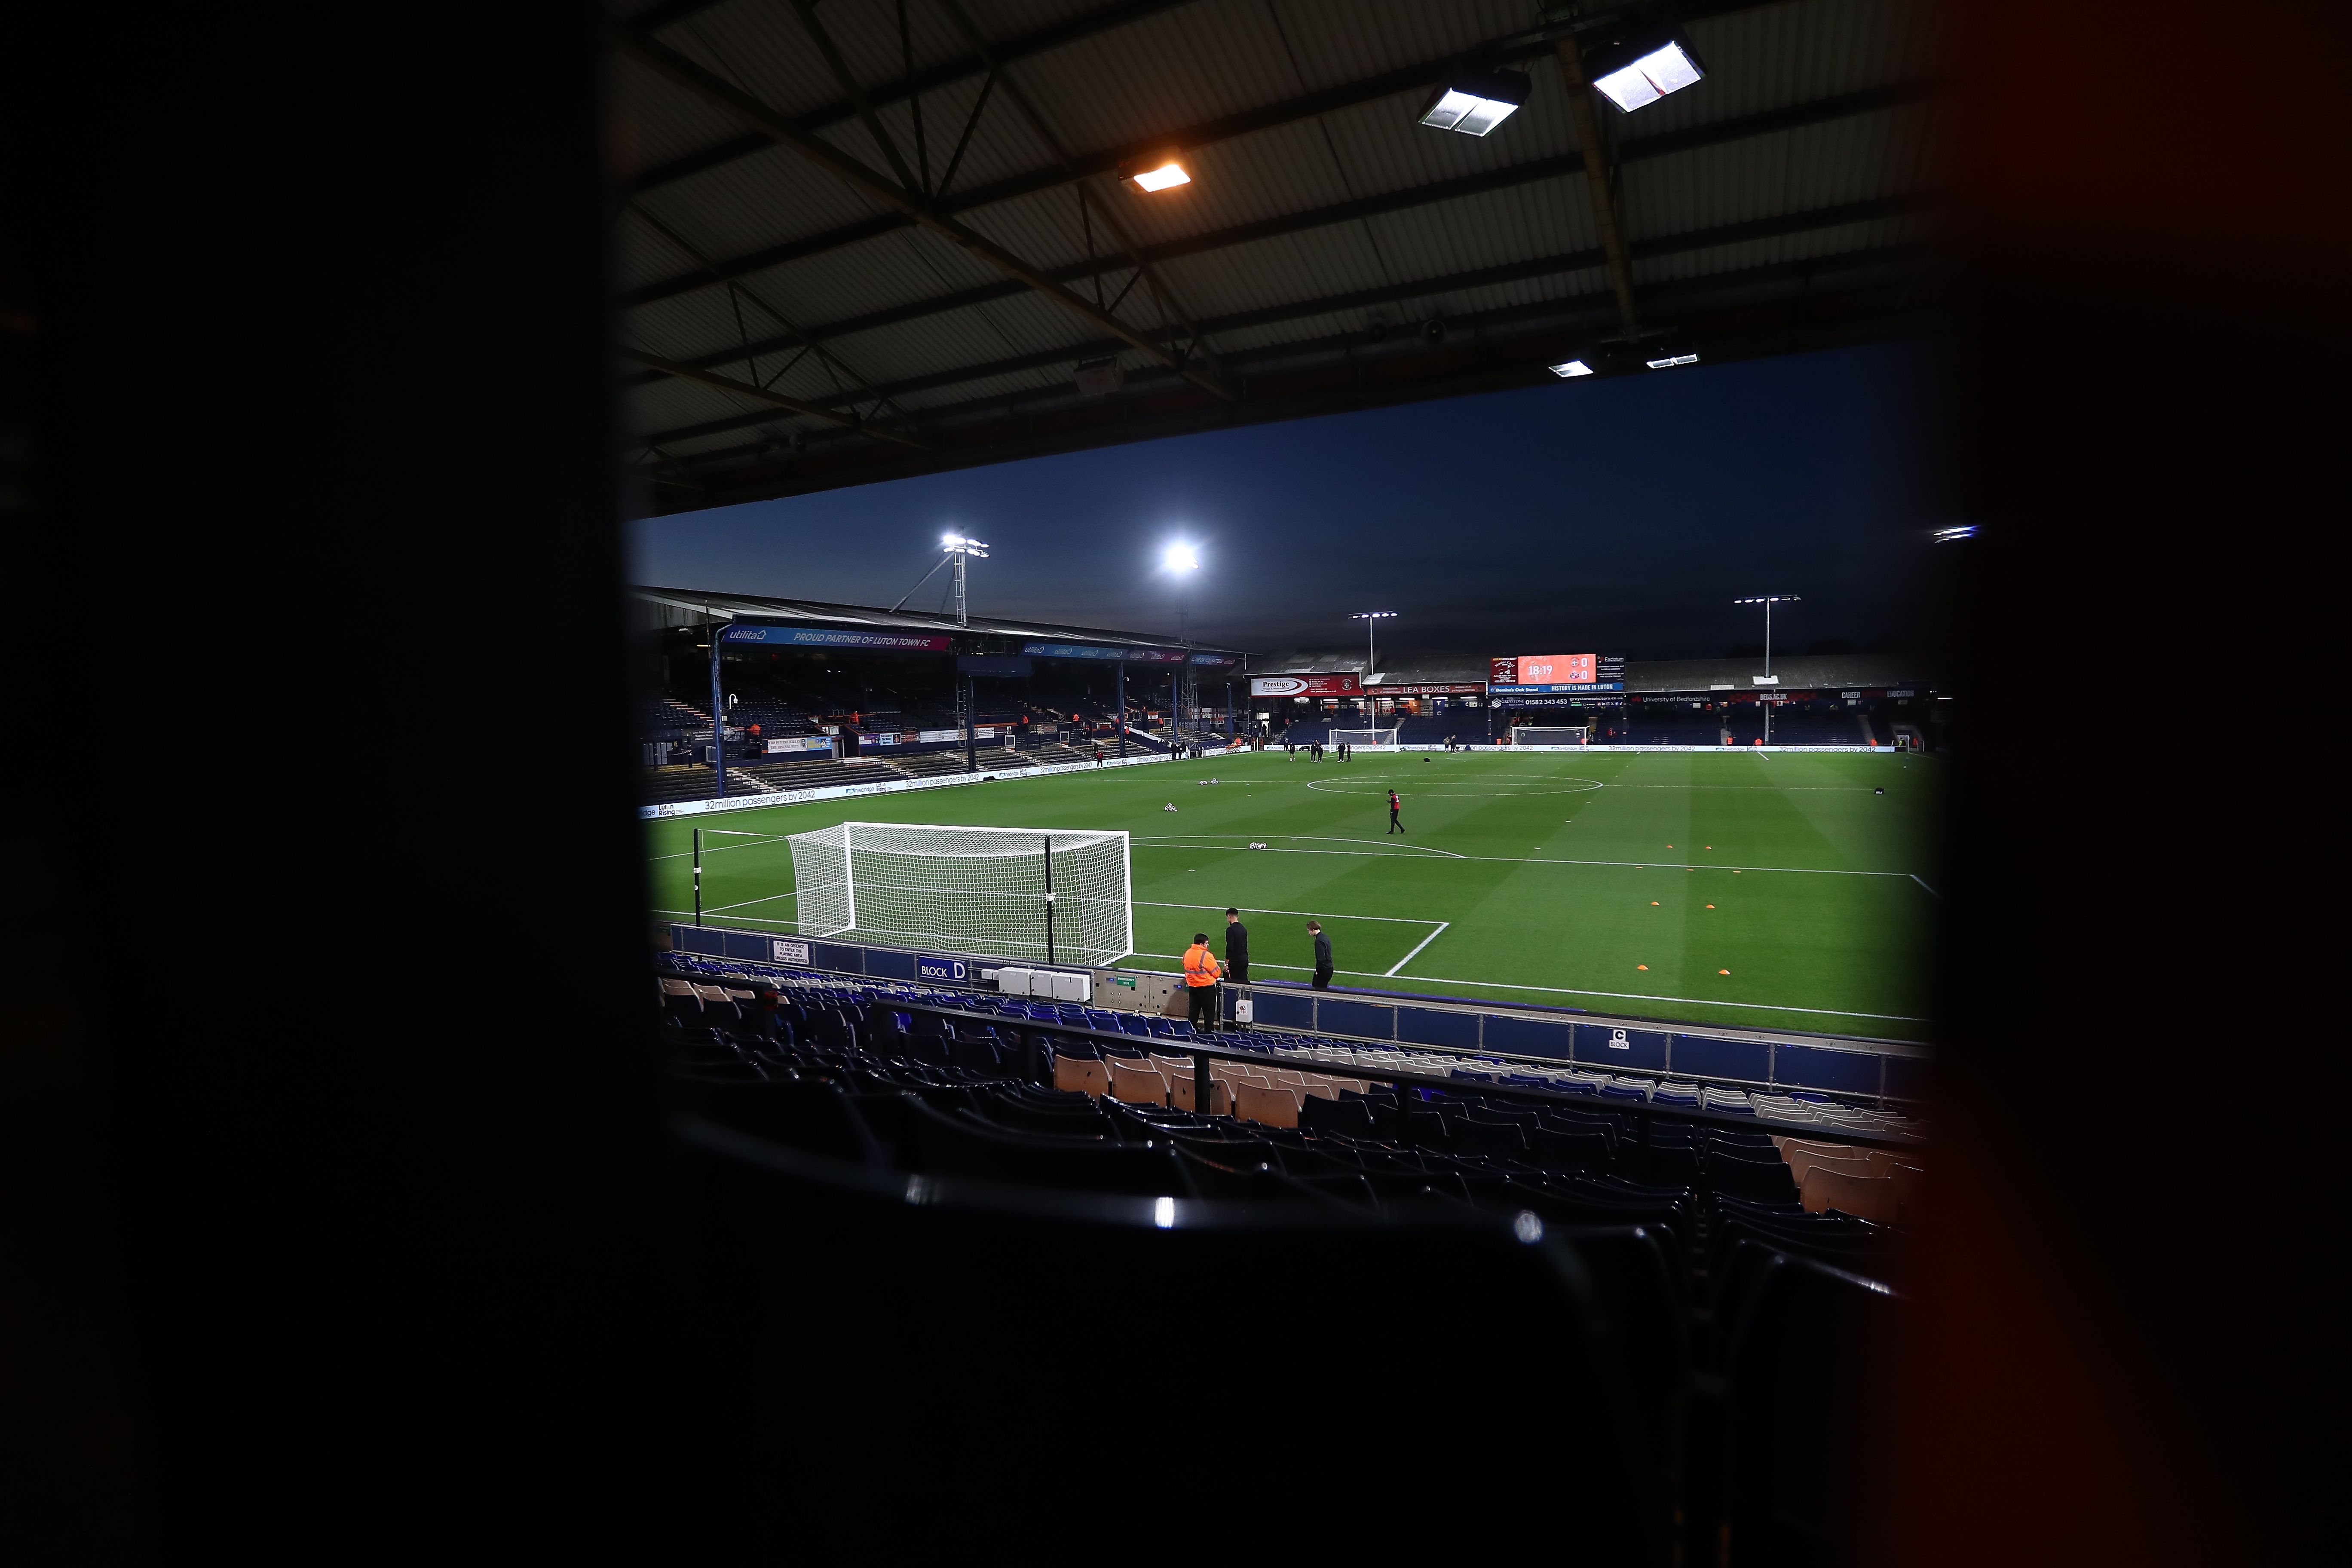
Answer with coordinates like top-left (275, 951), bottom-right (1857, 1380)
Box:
top-left (619, 348), bottom-right (931, 450)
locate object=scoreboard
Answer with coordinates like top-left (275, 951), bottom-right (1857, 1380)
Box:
top-left (1488, 653), bottom-right (1626, 693)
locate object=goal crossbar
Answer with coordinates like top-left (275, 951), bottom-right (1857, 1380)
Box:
top-left (1327, 727), bottom-right (1400, 749)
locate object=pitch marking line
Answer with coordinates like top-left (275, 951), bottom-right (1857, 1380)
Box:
top-left (1396, 972), bottom-right (1923, 1023)
top-left (1135, 840), bottom-right (1930, 882)
top-left (652, 906), bottom-right (799, 931)
top-left (667, 891), bottom-right (799, 916)
top-left (1385, 922), bottom-right (1450, 977)
top-left (647, 833), bottom-right (793, 863)
top-left (1136, 833), bottom-right (1464, 859)
top-left (1136, 899), bottom-right (1433, 924)
top-left (1909, 874), bottom-right (1943, 900)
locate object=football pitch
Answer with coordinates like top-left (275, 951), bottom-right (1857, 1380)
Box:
top-left (644, 749), bottom-right (1938, 1041)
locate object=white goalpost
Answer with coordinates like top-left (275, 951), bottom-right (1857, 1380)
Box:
top-left (1327, 727), bottom-right (1400, 750)
top-left (1510, 726), bottom-right (1589, 747)
top-left (787, 821), bottom-right (1132, 966)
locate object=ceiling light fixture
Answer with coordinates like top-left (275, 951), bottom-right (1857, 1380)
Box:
top-left (1584, 27), bottom-right (1707, 113)
top-left (1417, 64), bottom-right (1532, 137)
top-left (1122, 159), bottom-right (1191, 192)
top-left (1645, 351), bottom-right (1700, 369)
top-left (1549, 360), bottom-right (1595, 378)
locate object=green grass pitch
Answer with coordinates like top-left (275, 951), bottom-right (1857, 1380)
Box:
top-left (644, 749), bottom-right (1937, 1041)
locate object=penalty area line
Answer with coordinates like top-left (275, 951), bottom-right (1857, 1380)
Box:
top-left (1385, 922), bottom-right (1449, 977)
top-left (1136, 900), bottom-right (1439, 925)
top-left (1395, 971), bottom-right (1928, 1024)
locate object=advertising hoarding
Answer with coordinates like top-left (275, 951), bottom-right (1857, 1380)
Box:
top-left (723, 624), bottom-right (953, 652)
top-left (1250, 673), bottom-right (1364, 698)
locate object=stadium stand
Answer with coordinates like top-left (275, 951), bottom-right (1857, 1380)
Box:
top-left (657, 953), bottom-right (1912, 1555)
top-left (727, 756), bottom-right (907, 791)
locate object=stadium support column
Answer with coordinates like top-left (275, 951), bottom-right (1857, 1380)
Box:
top-left (1225, 680), bottom-right (1234, 742)
top-left (962, 668), bottom-right (977, 774)
top-left (709, 629), bottom-right (725, 798)
top-left (1115, 660), bottom-right (1127, 758)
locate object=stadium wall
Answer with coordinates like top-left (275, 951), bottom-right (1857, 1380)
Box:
top-left (639, 749), bottom-right (1172, 819)
top-left (662, 922), bottom-right (1929, 1106)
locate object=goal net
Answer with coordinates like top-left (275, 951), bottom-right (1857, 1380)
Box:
top-left (787, 821), bottom-right (1132, 966)
top-left (1512, 726), bottom-right (1589, 747)
top-left (1327, 728), bottom-right (1399, 749)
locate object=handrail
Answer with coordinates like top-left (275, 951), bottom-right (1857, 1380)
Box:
top-left (874, 996), bottom-right (1923, 1152)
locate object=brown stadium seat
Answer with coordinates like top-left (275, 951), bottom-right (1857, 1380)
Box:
top-left (1051, 1056), bottom-right (1111, 1097)
top-left (1107, 1057), bottom-right (1168, 1106)
top-left (1801, 1165), bottom-right (1899, 1223)
top-left (1234, 1081), bottom-right (1302, 1128)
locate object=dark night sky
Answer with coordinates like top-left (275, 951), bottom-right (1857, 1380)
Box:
top-left (629, 340), bottom-right (1949, 662)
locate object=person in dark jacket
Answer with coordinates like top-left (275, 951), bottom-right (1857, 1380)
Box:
top-left (1308, 920), bottom-right (1333, 989)
top-left (1223, 907), bottom-right (1250, 983)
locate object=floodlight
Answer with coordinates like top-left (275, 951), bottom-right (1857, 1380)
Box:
top-left (1163, 542), bottom-right (1199, 572)
top-left (1932, 525), bottom-right (1979, 542)
top-left (1549, 360), bottom-right (1595, 378)
top-left (1645, 352), bottom-right (1700, 369)
top-left (1584, 28), bottom-right (1707, 113)
top-left (1125, 160), bottom-right (1191, 192)
top-left (1417, 64), bottom-right (1531, 137)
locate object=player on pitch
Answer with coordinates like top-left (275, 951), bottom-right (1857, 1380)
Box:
top-left (1387, 788), bottom-right (1404, 834)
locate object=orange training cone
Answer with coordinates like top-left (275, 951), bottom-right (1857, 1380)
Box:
top-left (1718, 969), bottom-right (1730, 975)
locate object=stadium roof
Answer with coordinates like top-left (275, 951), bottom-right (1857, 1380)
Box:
top-left (634, 584), bottom-right (1250, 657)
top-left (610, 0), bottom-right (1937, 510)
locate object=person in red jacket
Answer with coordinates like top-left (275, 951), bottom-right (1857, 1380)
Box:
top-left (1387, 789), bottom-right (1404, 834)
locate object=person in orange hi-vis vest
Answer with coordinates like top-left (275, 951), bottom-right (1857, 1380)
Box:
top-left (1181, 931), bottom-right (1222, 1031)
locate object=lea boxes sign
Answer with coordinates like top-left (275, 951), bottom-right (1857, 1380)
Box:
top-left (1489, 652), bottom-right (1626, 693)
top-left (1250, 673), bottom-right (1363, 698)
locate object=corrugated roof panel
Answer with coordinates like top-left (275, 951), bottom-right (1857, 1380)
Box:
top-left (1633, 0), bottom-right (1933, 136)
top-left (606, 47), bottom-right (772, 174)
top-left (621, 148), bottom-right (899, 285)
top-left (1624, 105), bottom-right (1929, 241)
top-left (1635, 212), bottom-right (1928, 288)
top-left (992, 0), bottom-right (1303, 159)
top-left (1261, 0), bottom-right (1544, 90)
